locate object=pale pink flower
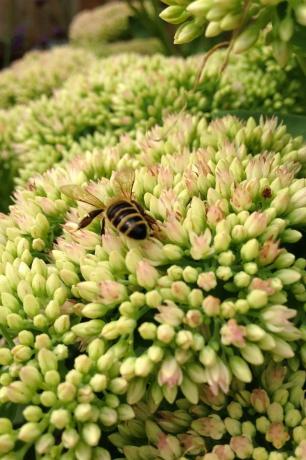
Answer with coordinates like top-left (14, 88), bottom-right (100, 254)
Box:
top-left (163, 216), bottom-right (188, 245)
top-left (266, 423), bottom-right (289, 449)
top-left (202, 296), bottom-right (221, 316)
top-left (136, 260), bottom-right (159, 290)
top-left (207, 204), bottom-right (225, 227)
top-left (230, 185), bottom-right (252, 212)
top-left (155, 302), bottom-right (184, 327)
top-left (205, 358), bottom-right (231, 395)
top-left (199, 384), bottom-right (226, 408)
top-left (250, 389), bottom-right (270, 413)
top-left (230, 436), bottom-right (253, 459)
top-left (213, 444), bottom-right (235, 460)
top-left (99, 280), bottom-right (127, 304)
top-left (250, 278), bottom-right (276, 295)
top-left (158, 357), bottom-right (183, 388)
top-left (261, 305), bottom-right (301, 340)
top-left (221, 319), bottom-right (246, 348)
top-left (258, 240), bottom-right (280, 266)
top-left (190, 229), bottom-right (213, 260)
top-left (54, 239), bottom-right (86, 263)
top-left (191, 415), bottom-right (225, 440)
top-left (198, 272), bottom-right (217, 291)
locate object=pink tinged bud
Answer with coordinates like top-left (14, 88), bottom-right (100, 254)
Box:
top-left (231, 186), bottom-right (252, 212)
top-left (266, 423), bottom-right (289, 449)
top-left (205, 358), bottom-right (231, 395)
top-left (230, 436), bottom-right (253, 459)
top-left (250, 389), bottom-right (270, 413)
top-left (202, 295), bottom-right (221, 316)
top-left (156, 433), bottom-right (181, 459)
top-left (158, 357), bottom-right (183, 389)
top-left (261, 305), bottom-right (300, 339)
top-left (221, 319), bottom-right (246, 348)
top-left (157, 324), bottom-right (175, 343)
top-left (197, 272), bottom-right (217, 291)
top-left (295, 440), bottom-right (306, 459)
top-left (190, 229), bottom-right (213, 260)
top-left (163, 216), bottom-right (188, 245)
top-left (250, 278), bottom-right (276, 296)
top-left (258, 240), bottom-right (280, 266)
top-left (213, 444), bottom-right (235, 460)
top-left (207, 204), bottom-right (225, 227)
top-left (136, 261), bottom-right (159, 290)
top-left (199, 384), bottom-right (226, 409)
top-left (99, 281), bottom-right (127, 305)
top-left (191, 414), bottom-right (226, 440)
top-left (244, 212), bottom-right (268, 237)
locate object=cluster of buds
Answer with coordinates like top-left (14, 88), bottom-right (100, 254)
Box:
top-left (0, 45), bottom-right (302, 197)
top-left (0, 113), bottom-right (306, 458)
top-left (0, 47), bottom-right (95, 110)
top-left (110, 362), bottom-right (306, 459)
top-left (160, 0), bottom-right (306, 66)
top-left (69, 1), bottom-right (132, 46)
top-left (95, 38), bottom-right (164, 57)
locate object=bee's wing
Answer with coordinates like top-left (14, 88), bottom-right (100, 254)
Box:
top-left (113, 168), bottom-right (135, 199)
top-left (60, 185), bottom-right (104, 208)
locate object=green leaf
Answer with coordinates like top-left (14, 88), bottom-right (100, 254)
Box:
top-left (212, 110), bottom-right (306, 139)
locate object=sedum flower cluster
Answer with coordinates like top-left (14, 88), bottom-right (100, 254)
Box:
top-left (160, 0), bottom-right (306, 65)
top-left (89, 38), bottom-right (165, 58)
top-left (0, 47), bottom-right (95, 109)
top-left (0, 114), bottom-right (305, 459)
top-left (0, 44), bottom-right (303, 196)
top-left (68, 1), bottom-right (164, 57)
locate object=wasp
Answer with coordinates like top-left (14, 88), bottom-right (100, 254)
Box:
top-left (60, 169), bottom-right (158, 240)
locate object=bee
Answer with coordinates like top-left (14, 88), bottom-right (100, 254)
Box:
top-left (60, 169), bottom-right (157, 240)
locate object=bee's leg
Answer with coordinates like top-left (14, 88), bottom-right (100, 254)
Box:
top-left (78, 209), bottom-right (103, 229)
top-left (100, 216), bottom-right (105, 236)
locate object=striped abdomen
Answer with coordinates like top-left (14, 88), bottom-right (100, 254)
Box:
top-left (106, 200), bottom-right (148, 240)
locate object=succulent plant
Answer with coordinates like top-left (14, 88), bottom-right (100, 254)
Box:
top-left (0, 113), bottom-right (305, 459)
top-left (110, 362), bottom-right (306, 459)
top-left (0, 44), bottom-right (302, 196)
top-left (160, 0), bottom-right (306, 67)
top-left (0, 47), bottom-right (95, 109)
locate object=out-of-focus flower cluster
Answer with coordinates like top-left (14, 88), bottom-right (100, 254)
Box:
top-left (160, 0), bottom-right (306, 66)
top-left (92, 38), bottom-right (165, 57)
top-left (0, 47), bottom-right (95, 109)
top-left (0, 43), bottom-right (304, 198)
top-left (0, 114), bottom-right (305, 459)
top-left (69, 1), bottom-right (132, 47)
top-left (112, 362), bottom-right (306, 459)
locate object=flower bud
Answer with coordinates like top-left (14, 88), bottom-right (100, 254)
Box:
top-left (229, 356), bottom-right (252, 383)
top-left (174, 19), bottom-right (203, 44)
top-left (18, 422), bottom-right (42, 442)
top-left (62, 429), bottom-right (79, 449)
top-left (82, 423), bottom-right (101, 447)
top-left (247, 290), bottom-right (268, 309)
